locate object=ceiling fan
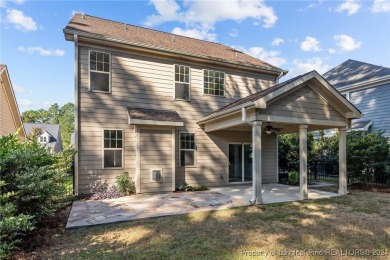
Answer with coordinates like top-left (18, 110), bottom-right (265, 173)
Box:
top-left (263, 122), bottom-right (283, 134)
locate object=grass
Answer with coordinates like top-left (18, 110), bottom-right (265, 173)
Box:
top-left (15, 190), bottom-right (390, 259)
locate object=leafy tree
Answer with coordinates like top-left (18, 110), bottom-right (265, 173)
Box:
top-left (21, 103), bottom-right (75, 147)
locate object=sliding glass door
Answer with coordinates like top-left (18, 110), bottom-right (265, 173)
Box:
top-left (229, 144), bottom-right (253, 183)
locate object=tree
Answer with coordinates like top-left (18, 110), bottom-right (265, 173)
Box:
top-left (21, 103), bottom-right (75, 147)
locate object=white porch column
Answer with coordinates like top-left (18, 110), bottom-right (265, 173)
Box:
top-left (299, 125), bottom-right (308, 200)
top-left (338, 127), bottom-right (347, 195)
top-left (252, 121), bottom-right (263, 204)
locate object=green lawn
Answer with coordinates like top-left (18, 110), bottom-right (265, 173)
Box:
top-left (18, 190), bottom-right (390, 259)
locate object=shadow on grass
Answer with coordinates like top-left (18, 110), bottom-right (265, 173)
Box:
top-left (36, 191), bottom-right (390, 259)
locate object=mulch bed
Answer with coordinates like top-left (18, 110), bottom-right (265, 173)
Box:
top-left (349, 183), bottom-right (390, 193)
top-left (11, 205), bottom-right (72, 260)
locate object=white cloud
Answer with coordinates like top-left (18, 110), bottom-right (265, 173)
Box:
top-left (300, 36), bottom-right (321, 52)
top-left (328, 48), bottom-right (336, 54)
top-left (271, 37), bottom-right (284, 46)
top-left (19, 99), bottom-right (51, 109)
top-left (145, 0), bottom-right (277, 41)
top-left (19, 99), bottom-right (33, 107)
top-left (229, 29), bottom-right (238, 38)
top-left (13, 85), bottom-right (29, 93)
top-left (287, 57), bottom-right (330, 79)
top-left (6, 9), bottom-right (37, 31)
top-left (0, 0), bottom-right (25, 8)
top-left (334, 34), bottom-right (362, 51)
top-left (234, 46), bottom-right (287, 67)
top-left (145, 0), bottom-right (277, 29)
top-left (297, 0), bottom-right (323, 11)
top-left (371, 0), bottom-right (390, 13)
top-left (171, 27), bottom-right (216, 41)
top-left (18, 46), bottom-right (65, 56)
top-left (335, 0), bottom-right (361, 15)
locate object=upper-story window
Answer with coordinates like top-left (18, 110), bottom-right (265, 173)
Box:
top-left (174, 64), bottom-right (190, 101)
top-left (90, 50), bottom-right (111, 93)
top-left (203, 69), bottom-right (225, 96)
top-left (39, 136), bottom-right (47, 143)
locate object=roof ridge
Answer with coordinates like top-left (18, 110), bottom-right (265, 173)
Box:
top-left (73, 13), bottom-right (236, 49)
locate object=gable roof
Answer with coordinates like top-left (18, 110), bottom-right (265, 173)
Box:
top-left (63, 13), bottom-right (286, 75)
top-left (24, 123), bottom-right (60, 140)
top-left (0, 64), bottom-right (26, 140)
top-left (198, 70), bottom-right (362, 124)
top-left (323, 59), bottom-right (390, 89)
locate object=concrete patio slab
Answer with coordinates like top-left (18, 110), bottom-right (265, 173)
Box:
top-left (66, 184), bottom-right (339, 229)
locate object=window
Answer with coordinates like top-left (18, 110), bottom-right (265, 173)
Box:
top-left (180, 132), bottom-right (196, 167)
top-left (39, 136), bottom-right (47, 143)
top-left (203, 69), bottom-right (225, 96)
top-left (90, 50), bottom-right (111, 92)
top-left (103, 130), bottom-right (123, 168)
top-left (174, 64), bottom-right (190, 100)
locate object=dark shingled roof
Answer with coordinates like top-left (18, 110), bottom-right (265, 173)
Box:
top-left (206, 72), bottom-right (313, 117)
top-left (128, 108), bottom-right (182, 122)
top-left (64, 13), bottom-right (284, 73)
top-left (323, 59), bottom-right (390, 88)
top-left (24, 123), bottom-right (61, 150)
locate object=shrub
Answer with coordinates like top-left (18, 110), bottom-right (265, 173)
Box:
top-left (288, 171), bottom-right (298, 185)
top-left (115, 172), bottom-right (136, 195)
top-left (0, 181), bottom-right (33, 258)
top-left (90, 181), bottom-right (123, 200)
top-left (0, 133), bottom-right (75, 257)
top-left (347, 131), bottom-right (390, 185)
top-left (177, 181), bottom-right (207, 191)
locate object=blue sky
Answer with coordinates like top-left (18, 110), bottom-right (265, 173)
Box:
top-left (1, 0), bottom-right (389, 112)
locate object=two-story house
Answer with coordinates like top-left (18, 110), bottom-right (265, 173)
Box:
top-left (64, 14), bottom-right (361, 203)
top-left (0, 64), bottom-right (25, 140)
top-left (24, 123), bottom-right (63, 153)
top-left (324, 59), bottom-right (390, 137)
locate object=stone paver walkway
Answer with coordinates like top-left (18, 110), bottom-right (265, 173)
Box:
top-left (66, 184), bottom-right (339, 229)
top-left (66, 191), bottom-right (249, 229)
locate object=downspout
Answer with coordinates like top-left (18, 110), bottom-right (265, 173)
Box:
top-left (276, 71), bottom-right (285, 84)
top-left (74, 34), bottom-right (79, 196)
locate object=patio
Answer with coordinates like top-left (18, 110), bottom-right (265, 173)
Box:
top-left (66, 184), bottom-right (339, 229)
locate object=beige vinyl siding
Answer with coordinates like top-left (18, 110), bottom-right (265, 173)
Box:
top-left (77, 44), bottom-right (277, 193)
top-left (264, 85), bottom-right (345, 121)
top-left (0, 83), bottom-right (17, 136)
top-left (140, 129), bottom-right (173, 193)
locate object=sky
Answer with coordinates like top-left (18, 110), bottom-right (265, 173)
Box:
top-left (1, 0), bottom-right (389, 112)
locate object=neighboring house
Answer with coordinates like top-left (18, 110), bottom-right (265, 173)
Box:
top-left (0, 64), bottom-right (25, 140)
top-left (24, 123), bottom-right (63, 153)
top-left (64, 14), bottom-right (361, 201)
top-left (324, 59), bottom-right (390, 138)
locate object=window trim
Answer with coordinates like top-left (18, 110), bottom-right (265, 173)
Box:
top-left (102, 129), bottom-right (124, 169)
top-left (179, 131), bottom-right (196, 168)
top-left (173, 64), bottom-right (191, 101)
top-left (202, 69), bottom-right (226, 97)
top-left (89, 49), bottom-right (112, 94)
top-left (39, 136), bottom-right (47, 143)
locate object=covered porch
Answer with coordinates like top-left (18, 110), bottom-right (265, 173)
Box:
top-left (198, 71), bottom-right (362, 204)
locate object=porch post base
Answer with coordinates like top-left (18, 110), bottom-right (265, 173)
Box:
top-left (255, 197), bottom-right (263, 204)
top-left (299, 193), bottom-right (308, 200)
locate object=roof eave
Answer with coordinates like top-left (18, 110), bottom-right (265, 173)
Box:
top-left (63, 29), bottom-right (287, 76)
top-left (336, 75), bottom-right (390, 92)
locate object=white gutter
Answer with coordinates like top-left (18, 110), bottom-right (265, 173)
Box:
top-left (73, 34), bottom-right (79, 196)
top-left (197, 101), bottom-right (255, 125)
top-left (64, 29), bottom-right (287, 76)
